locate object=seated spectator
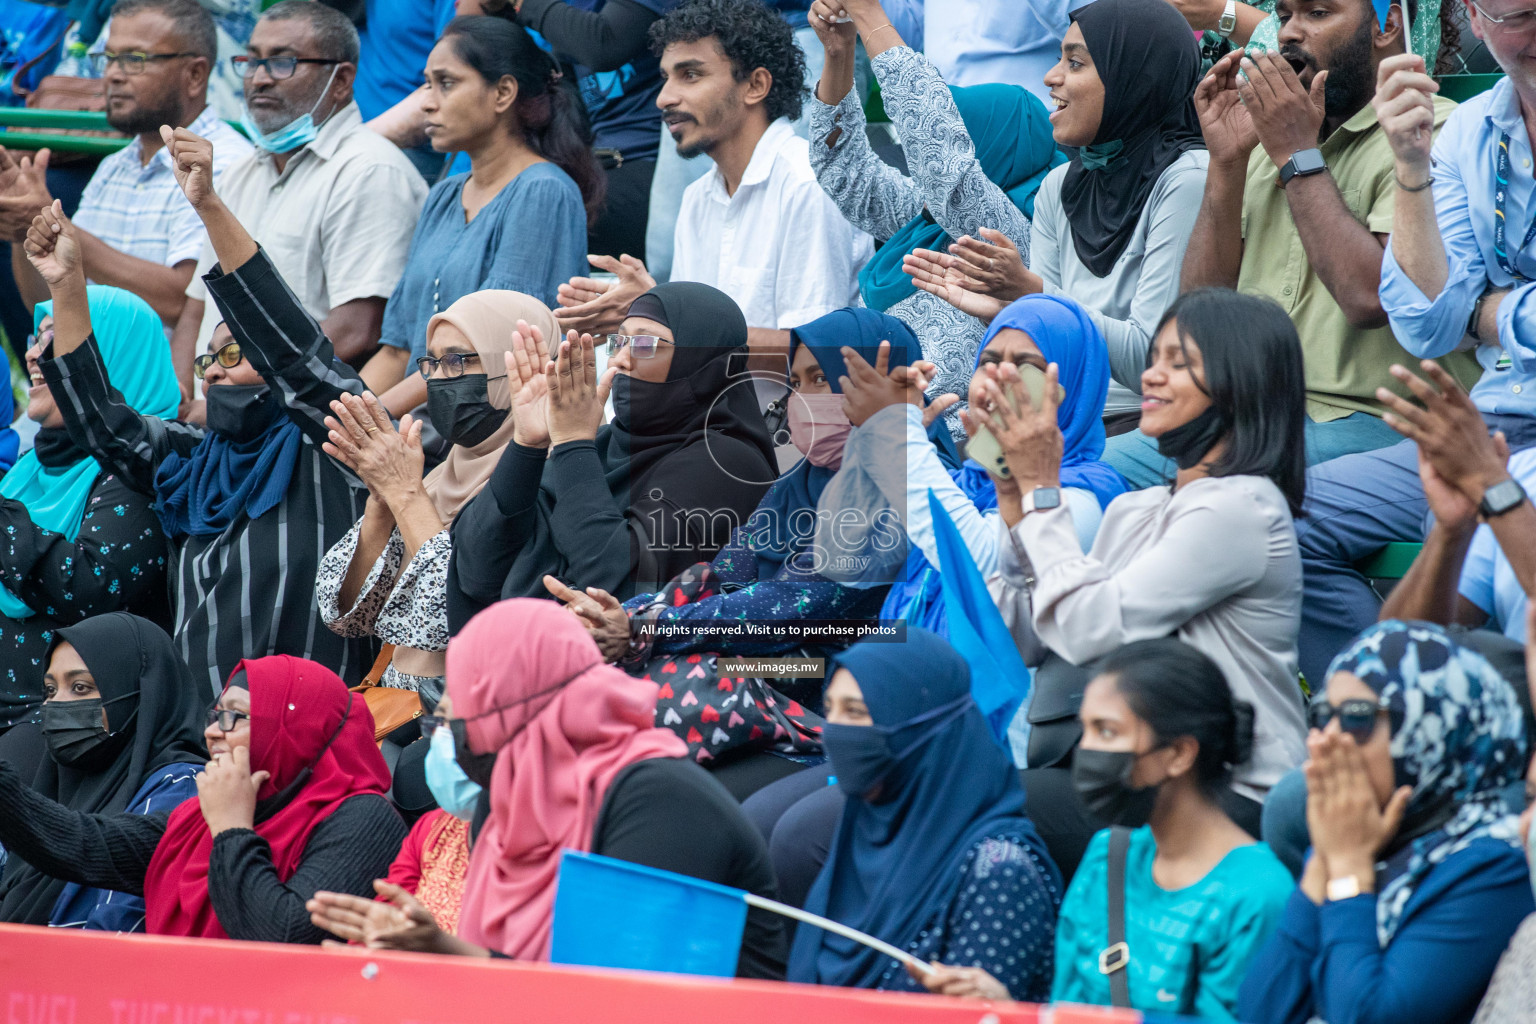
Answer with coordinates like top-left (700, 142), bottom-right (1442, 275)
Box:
top-left (815, 295), bottom-right (1124, 637)
top-left (1375, 362), bottom-right (1534, 641)
top-left (367, 17), bottom-right (598, 418)
top-left (511, 0), bottom-right (686, 262)
top-left (23, 128), bottom-right (374, 689)
top-left (930, 639), bottom-right (1289, 1016)
top-left (0, 287), bottom-right (180, 727)
top-left (0, 613), bottom-right (205, 930)
top-left (0, 653), bottom-right (405, 941)
top-left (319, 291), bottom-right (561, 703)
top-left (353, 0), bottom-right (456, 178)
top-left (553, 0), bottom-right (872, 362)
top-left (903, 0), bottom-right (1209, 431)
top-left (1239, 620), bottom-right (1535, 1024)
top-left (307, 598), bottom-right (789, 978)
top-left (994, 289), bottom-right (1308, 870)
top-left (170, 0), bottom-right (426, 399)
top-left (1295, 38), bottom-right (1536, 682)
top-left (785, 628), bottom-right (1062, 1001)
top-left (1153, 0), bottom-right (1478, 500)
top-left (804, 0), bottom-right (1061, 438)
top-left (1, 0), bottom-right (251, 325)
top-left (444, 284), bottom-right (776, 629)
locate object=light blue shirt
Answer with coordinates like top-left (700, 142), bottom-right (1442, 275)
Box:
top-left (1380, 77), bottom-right (1536, 420)
top-left (880, 0), bottom-right (1089, 105)
top-left (1458, 445), bottom-right (1535, 643)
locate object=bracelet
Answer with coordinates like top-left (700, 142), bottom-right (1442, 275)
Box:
top-left (1395, 173), bottom-right (1435, 192)
top-left (866, 22), bottom-right (897, 39)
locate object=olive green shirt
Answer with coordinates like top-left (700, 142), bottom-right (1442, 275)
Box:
top-left (1238, 94), bottom-right (1479, 422)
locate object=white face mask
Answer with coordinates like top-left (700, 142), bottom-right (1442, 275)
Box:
top-left (238, 64), bottom-right (340, 153)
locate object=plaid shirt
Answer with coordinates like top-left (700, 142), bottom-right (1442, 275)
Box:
top-left (71, 106), bottom-right (251, 269)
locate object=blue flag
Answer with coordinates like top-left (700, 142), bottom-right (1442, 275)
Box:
top-left (927, 488), bottom-right (1032, 751)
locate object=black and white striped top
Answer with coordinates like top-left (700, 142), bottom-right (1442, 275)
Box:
top-left (40, 248), bottom-right (375, 693)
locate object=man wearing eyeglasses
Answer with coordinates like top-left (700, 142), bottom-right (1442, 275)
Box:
top-left (0, 0), bottom-right (251, 329)
top-left (168, 0), bottom-right (426, 412)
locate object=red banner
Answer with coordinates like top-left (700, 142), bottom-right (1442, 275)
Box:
top-left (0, 925), bottom-right (1146, 1024)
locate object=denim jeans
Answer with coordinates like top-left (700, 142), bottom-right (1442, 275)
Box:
top-left (1295, 413), bottom-right (1536, 685)
top-left (1103, 411), bottom-right (1405, 491)
top-left (644, 24), bottom-right (829, 283)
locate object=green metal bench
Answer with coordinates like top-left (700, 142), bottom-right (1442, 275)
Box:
top-left (1360, 541), bottom-right (1424, 581)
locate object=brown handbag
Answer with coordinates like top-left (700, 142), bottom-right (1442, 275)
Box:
top-left (349, 644), bottom-right (424, 742)
top-left (12, 72), bottom-right (129, 162)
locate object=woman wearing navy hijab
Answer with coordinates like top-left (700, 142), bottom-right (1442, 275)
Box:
top-left (787, 628), bottom-right (1061, 999)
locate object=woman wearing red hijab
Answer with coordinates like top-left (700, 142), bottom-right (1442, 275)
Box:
top-left (0, 656), bottom-right (406, 942)
top-left (308, 598), bottom-right (788, 978)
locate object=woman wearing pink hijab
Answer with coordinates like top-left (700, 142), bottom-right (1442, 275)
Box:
top-left (308, 597), bottom-right (787, 977)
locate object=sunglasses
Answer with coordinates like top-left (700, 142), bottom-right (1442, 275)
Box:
top-left (194, 340), bottom-right (245, 380)
top-left (1308, 695), bottom-right (1391, 744)
top-left (605, 334), bottom-right (666, 359)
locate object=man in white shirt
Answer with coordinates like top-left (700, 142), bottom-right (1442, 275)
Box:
top-left (555, 0), bottom-right (870, 358)
top-left (168, 0), bottom-right (426, 401)
top-left (0, 0), bottom-right (251, 325)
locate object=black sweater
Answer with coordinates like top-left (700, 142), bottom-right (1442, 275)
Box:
top-left (0, 761), bottom-right (405, 943)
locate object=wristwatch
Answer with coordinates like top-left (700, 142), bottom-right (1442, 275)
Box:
top-left (1279, 148), bottom-right (1328, 187)
top-left (1217, 0), bottom-right (1238, 38)
top-left (1479, 477), bottom-right (1528, 519)
top-left (1326, 875), bottom-right (1363, 902)
top-left (1022, 487), bottom-right (1062, 516)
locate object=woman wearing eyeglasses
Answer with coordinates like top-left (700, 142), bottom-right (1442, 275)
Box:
top-left (362, 16), bottom-right (600, 420)
top-left (443, 281), bottom-right (777, 629)
top-left (1239, 620), bottom-right (1535, 1024)
top-left (0, 652), bottom-right (406, 942)
top-left (0, 613), bottom-right (205, 930)
top-left (316, 290), bottom-right (561, 704)
top-left (0, 287), bottom-right (180, 733)
top-left (22, 128), bottom-right (378, 692)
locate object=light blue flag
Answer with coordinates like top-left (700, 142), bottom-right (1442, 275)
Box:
top-left (928, 488), bottom-right (1033, 752)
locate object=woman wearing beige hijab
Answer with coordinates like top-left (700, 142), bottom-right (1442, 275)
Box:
top-left (316, 290), bottom-right (559, 701)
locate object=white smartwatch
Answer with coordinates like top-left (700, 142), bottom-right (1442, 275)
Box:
top-left (1022, 487), bottom-right (1062, 517)
top-left (1217, 0), bottom-right (1238, 37)
top-left (1326, 875), bottom-right (1363, 902)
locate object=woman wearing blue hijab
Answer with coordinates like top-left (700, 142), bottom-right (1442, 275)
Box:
top-left (807, 10), bottom-right (1062, 438)
top-left (817, 294), bottom-right (1127, 638)
top-left (786, 628), bottom-right (1061, 999)
top-left (0, 287), bottom-right (181, 733)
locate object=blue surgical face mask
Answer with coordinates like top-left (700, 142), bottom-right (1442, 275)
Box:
top-left (425, 725), bottom-right (481, 821)
top-left (239, 65), bottom-right (340, 154)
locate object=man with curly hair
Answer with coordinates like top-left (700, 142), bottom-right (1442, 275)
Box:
top-left (556, 0), bottom-right (870, 359)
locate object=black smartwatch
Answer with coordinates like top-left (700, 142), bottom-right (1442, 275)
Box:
top-left (1279, 148), bottom-right (1327, 187)
top-left (1479, 478), bottom-right (1528, 519)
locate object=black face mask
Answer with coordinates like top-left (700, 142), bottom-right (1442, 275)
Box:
top-left (206, 383), bottom-right (278, 443)
top-left (1155, 405), bottom-right (1227, 471)
top-left (427, 375), bottom-right (504, 448)
top-left (40, 695), bottom-right (136, 771)
top-left (1071, 747), bottom-right (1161, 829)
top-left (451, 718), bottom-right (498, 788)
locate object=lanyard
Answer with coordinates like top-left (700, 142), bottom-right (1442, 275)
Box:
top-left (1494, 131), bottom-right (1536, 282)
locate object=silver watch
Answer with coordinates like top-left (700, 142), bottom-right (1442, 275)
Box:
top-left (1217, 0), bottom-right (1238, 37)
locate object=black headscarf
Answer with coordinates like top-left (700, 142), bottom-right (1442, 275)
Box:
top-left (0, 613), bottom-right (207, 924)
top-left (1058, 0), bottom-right (1206, 278)
top-left (597, 282), bottom-right (778, 585)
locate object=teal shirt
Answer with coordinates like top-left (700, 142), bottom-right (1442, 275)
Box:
top-left (1052, 826), bottom-right (1293, 1020)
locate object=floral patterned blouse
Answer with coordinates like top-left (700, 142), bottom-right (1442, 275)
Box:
top-left (0, 472), bottom-right (169, 729)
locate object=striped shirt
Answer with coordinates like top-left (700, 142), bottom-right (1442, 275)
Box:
top-left (39, 247), bottom-right (375, 692)
top-left (71, 106), bottom-right (251, 270)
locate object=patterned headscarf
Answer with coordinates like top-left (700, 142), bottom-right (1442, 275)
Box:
top-left (1326, 620), bottom-right (1527, 946)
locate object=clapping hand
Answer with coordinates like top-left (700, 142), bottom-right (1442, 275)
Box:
top-left (323, 392), bottom-right (424, 505)
top-left (945, 229), bottom-right (1041, 302)
top-left (160, 125), bottom-right (218, 210)
top-left (544, 331), bottom-right (615, 446)
top-left (543, 576), bottom-right (632, 662)
top-left (1377, 361), bottom-right (1511, 510)
top-left (0, 147), bottom-right (53, 242)
top-left (505, 319), bottom-right (553, 448)
top-left (902, 249), bottom-right (1009, 323)
top-left (895, 358), bottom-right (959, 428)
top-left (308, 881), bottom-right (448, 953)
top-left (22, 200), bottom-right (82, 287)
top-left (1194, 50), bottom-right (1260, 166)
top-left (839, 341), bottom-right (923, 427)
top-left (555, 254), bottom-right (656, 336)
top-left (1235, 52), bottom-right (1326, 171)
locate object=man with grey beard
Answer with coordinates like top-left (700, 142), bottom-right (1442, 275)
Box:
top-left (0, 0), bottom-right (251, 326)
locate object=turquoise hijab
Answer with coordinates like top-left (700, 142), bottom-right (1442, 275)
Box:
top-left (857, 84), bottom-right (1064, 314)
top-left (0, 287), bottom-right (180, 619)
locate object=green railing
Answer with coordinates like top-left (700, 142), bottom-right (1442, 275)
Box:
top-left (0, 107), bottom-right (128, 156)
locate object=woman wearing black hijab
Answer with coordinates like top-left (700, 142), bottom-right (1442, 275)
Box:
top-left (0, 613), bottom-right (206, 930)
top-left (445, 283), bottom-right (776, 630)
